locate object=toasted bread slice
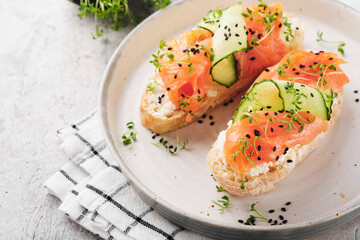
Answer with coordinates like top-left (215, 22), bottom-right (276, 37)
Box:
top-left (207, 92), bottom-right (343, 196)
top-left (140, 18), bottom-right (305, 134)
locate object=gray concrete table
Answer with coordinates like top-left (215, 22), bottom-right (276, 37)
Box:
top-left (0, 0), bottom-right (359, 239)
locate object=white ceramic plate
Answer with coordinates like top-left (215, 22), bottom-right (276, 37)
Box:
top-left (99, 0), bottom-right (360, 239)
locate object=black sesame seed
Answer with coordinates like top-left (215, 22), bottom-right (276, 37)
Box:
top-left (292, 68), bottom-right (296, 71)
top-left (276, 156), bottom-right (279, 161)
top-left (224, 25), bottom-right (227, 29)
top-left (270, 127), bottom-right (274, 132)
top-left (159, 138), bottom-right (163, 143)
top-left (238, 219), bottom-right (244, 223)
top-left (178, 63), bottom-right (182, 67)
top-left (279, 215), bottom-right (284, 220)
top-left (356, 99), bottom-right (359, 103)
top-left (329, 57), bottom-right (333, 60)
top-left (224, 33), bottom-right (228, 38)
top-left (161, 94), bottom-right (165, 98)
top-left (287, 159), bottom-right (293, 163)
top-left (254, 129), bottom-right (261, 136)
top-left (235, 33), bottom-right (240, 37)
top-left (354, 90), bottom-right (358, 93)
top-left (246, 31), bottom-right (248, 35)
top-left (274, 112), bottom-right (278, 115)
top-left (296, 27), bottom-right (299, 30)
top-left (167, 47), bottom-right (172, 51)
top-left (169, 145), bottom-right (174, 149)
top-left (266, 106), bottom-right (272, 109)
top-left (166, 87), bottom-right (170, 91)
top-left (313, 61), bottom-right (318, 65)
top-left (281, 207), bottom-right (286, 212)
top-left (195, 44), bottom-right (199, 47)
top-left (238, 42), bottom-right (242, 45)
top-left (278, 23), bottom-right (282, 28)
top-left (246, 134), bottom-right (251, 139)
top-left (228, 28), bottom-right (231, 32)
top-left (273, 146), bottom-right (277, 151)
top-left (315, 52), bottom-right (320, 55)
top-left (210, 121), bottom-right (215, 126)
top-left (295, 72), bottom-right (300, 75)
top-left (306, 111), bottom-right (310, 113)
top-left (286, 202), bottom-right (291, 206)
top-left (274, 220), bottom-right (278, 224)
top-left (258, 145), bottom-right (261, 151)
top-left (156, 133), bottom-right (160, 136)
top-left (269, 209), bottom-right (275, 213)
top-left (278, 125), bottom-right (284, 128)
top-left (235, 23), bottom-right (238, 27)
top-left (250, 57), bottom-right (256, 61)
top-left (229, 33), bottom-right (232, 37)
top-left (283, 220), bottom-right (288, 224)
top-left (310, 93), bottom-right (314, 97)
top-left (202, 114), bottom-right (206, 119)
top-left (209, 115), bottom-right (213, 120)
top-left (260, 107), bottom-right (264, 110)
top-left (265, 68), bottom-right (270, 72)
top-left (244, 222), bottom-right (250, 225)
top-left (265, 112), bottom-right (269, 116)
top-left (257, 156), bottom-right (261, 161)
top-left (284, 147), bottom-right (289, 155)
top-left (223, 102), bottom-right (228, 106)
top-left (309, 65), bottom-right (312, 68)
top-left (229, 99), bottom-right (234, 103)
top-left (268, 219), bottom-right (273, 223)
top-left (152, 135), bottom-right (156, 139)
top-left (181, 94), bottom-right (185, 98)
top-left (197, 120), bottom-right (203, 124)
top-left (204, 52), bottom-right (208, 57)
top-left (300, 64), bottom-right (305, 68)
top-left (320, 72), bottom-right (323, 77)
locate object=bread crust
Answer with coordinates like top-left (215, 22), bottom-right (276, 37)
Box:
top-left (207, 92), bottom-right (343, 196)
top-left (140, 19), bottom-right (305, 134)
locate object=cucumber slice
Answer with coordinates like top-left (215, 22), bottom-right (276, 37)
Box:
top-left (212, 3), bottom-right (247, 67)
top-left (210, 3), bottom-right (247, 87)
top-left (232, 79), bottom-right (331, 122)
top-left (197, 10), bottom-right (223, 34)
top-left (322, 88), bottom-right (335, 117)
top-left (211, 54), bottom-right (237, 88)
top-left (233, 79), bottom-right (284, 122)
top-left (276, 81), bottom-right (329, 120)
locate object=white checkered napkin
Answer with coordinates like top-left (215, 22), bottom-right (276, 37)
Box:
top-left (44, 111), bottom-right (210, 240)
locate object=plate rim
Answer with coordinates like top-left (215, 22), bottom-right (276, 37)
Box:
top-left (98, 0), bottom-right (360, 238)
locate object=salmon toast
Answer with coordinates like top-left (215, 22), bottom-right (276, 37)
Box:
top-left (208, 49), bottom-right (349, 196)
top-left (141, 1), bottom-right (305, 133)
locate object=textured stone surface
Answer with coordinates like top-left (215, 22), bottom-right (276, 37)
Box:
top-left (0, 0), bottom-right (359, 239)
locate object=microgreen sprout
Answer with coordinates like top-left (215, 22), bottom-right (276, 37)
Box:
top-left (316, 31), bottom-right (345, 55)
top-left (152, 130), bottom-right (187, 154)
top-left (246, 202), bottom-right (268, 224)
top-left (216, 185), bottom-right (227, 192)
top-left (77, 0), bottom-right (171, 39)
top-left (121, 121), bottom-right (137, 145)
top-left (212, 195), bottom-right (230, 212)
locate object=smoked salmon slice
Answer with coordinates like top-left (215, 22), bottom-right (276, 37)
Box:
top-left (224, 111), bottom-right (328, 174)
top-left (257, 49), bottom-right (349, 93)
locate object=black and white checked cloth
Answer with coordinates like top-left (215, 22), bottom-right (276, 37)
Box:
top-left (44, 111), bottom-right (209, 240)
